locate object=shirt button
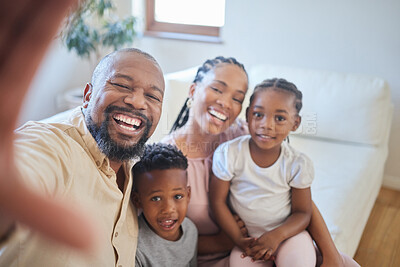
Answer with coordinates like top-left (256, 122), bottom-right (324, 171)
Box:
top-left (114, 232), bottom-right (119, 237)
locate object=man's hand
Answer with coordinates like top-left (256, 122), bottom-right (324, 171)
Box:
top-left (0, 0), bottom-right (96, 252)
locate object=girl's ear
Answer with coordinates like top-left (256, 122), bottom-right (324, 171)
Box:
top-left (131, 192), bottom-right (141, 209)
top-left (189, 83), bottom-right (197, 98)
top-left (292, 115), bottom-right (302, 131)
top-left (245, 107), bottom-right (250, 123)
top-left (82, 83), bottom-right (93, 108)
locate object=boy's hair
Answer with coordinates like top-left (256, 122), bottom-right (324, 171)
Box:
top-left (249, 78), bottom-right (303, 114)
top-left (170, 56), bottom-right (248, 133)
top-left (132, 143), bottom-right (188, 191)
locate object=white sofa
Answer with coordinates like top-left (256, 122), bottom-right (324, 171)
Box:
top-left (150, 64), bottom-right (393, 257)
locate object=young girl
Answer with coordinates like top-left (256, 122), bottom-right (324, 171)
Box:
top-left (210, 78), bottom-right (316, 267)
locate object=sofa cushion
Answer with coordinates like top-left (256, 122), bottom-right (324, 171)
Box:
top-left (289, 134), bottom-right (388, 256)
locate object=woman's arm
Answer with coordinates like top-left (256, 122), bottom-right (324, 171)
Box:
top-left (308, 201), bottom-right (345, 267)
top-left (209, 173), bottom-right (253, 250)
top-left (248, 187), bottom-right (312, 260)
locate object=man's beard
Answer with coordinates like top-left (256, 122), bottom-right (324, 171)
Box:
top-left (85, 106), bottom-right (152, 162)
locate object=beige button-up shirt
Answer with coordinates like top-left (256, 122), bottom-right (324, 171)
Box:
top-left (0, 108), bottom-right (138, 267)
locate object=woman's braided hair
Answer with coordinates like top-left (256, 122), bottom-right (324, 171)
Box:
top-left (169, 56), bottom-right (248, 133)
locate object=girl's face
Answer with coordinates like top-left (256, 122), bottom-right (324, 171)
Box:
top-left (189, 64), bottom-right (248, 135)
top-left (246, 89), bottom-right (301, 153)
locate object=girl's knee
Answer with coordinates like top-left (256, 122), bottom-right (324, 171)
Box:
top-left (275, 231), bottom-right (316, 267)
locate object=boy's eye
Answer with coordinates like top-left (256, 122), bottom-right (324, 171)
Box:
top-left (276, 115), bottom-right (286, 122)
top-left (151, 196), bottom-right (161, 201)
top-left (174, 194), bottom-right (183, 200)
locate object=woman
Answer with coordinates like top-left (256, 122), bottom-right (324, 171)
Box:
top-left (162, 56), bottom-right (359, 267)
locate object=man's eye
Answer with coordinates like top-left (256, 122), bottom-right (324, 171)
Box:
top-left (151, 196), bottom-right (161, 201)
top-left (112, 83), bottom-right (130, 90)
top-left (175, 194), bottom-right (183, 200)
top-left (146, 94), bottom-right (161, 102)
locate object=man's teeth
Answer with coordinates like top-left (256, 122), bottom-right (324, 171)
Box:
top-left (209, 109), bottom-right (227, 121)
top-left (259, 134), bottom-right (272, 139)
top-left (114, 114), bottom-right (141, 128)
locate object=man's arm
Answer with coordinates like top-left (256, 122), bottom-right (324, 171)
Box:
top-left (0, 0), bottom-right (96, 252)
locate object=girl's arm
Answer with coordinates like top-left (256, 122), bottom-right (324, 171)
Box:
top-left (209, 173), bottom-right (253, 250)
top-left (197, 231), bottom-right (233, 255)
top-left (248, 187), bottom-right (312, 260)
top-left (308, 201), bottom-right (345, 267)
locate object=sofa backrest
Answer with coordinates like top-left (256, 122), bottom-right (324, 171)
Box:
top-left (149, 64), bottom-right (393, 146)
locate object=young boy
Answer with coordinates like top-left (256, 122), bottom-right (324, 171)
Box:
top-left (131, 143), bottom-right (198, 267)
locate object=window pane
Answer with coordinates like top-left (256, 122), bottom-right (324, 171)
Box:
top-left (154, 0), bottom-right (225, 27)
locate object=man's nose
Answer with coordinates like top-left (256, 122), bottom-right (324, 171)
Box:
top-left (124, 89), bottom-right (147, 110)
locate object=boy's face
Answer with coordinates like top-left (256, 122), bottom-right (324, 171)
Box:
top-left (132, 168), bottom-right (190, 241)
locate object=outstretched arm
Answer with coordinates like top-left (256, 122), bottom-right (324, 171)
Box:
top-left (0, 0), bottom-right (96, 252)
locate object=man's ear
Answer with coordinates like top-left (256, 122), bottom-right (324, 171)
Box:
top-left (189, 83), bottom-right (197, 98)
top-left (131, 191), bottom-right (141, 209)
top-left (292, 115), bottom-right (302, 131)
top-left (82, 83), bottom-right (93, 108)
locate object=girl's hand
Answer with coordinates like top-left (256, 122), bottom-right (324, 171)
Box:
top-left (235, 236), bottom-right (255, 252)
top-left (233, 214), bottom-right (249, 237)
top-left (245, 231), bottom-right (281, 261)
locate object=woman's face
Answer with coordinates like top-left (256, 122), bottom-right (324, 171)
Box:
top-left (189, 64), bottom-right (248, 135)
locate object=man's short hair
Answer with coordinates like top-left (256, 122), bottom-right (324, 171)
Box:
top-left (132, 143), bottom-right (188, 182)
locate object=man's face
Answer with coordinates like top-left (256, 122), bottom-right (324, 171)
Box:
top-left (83, 52), bottom-right (165, 161)
top-left (133, 169), bottom-right (190, 241)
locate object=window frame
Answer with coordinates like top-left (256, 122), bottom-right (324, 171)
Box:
top-left (145, 0), bottom-right (223, 43)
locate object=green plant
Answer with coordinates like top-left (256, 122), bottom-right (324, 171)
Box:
top-left (61, 0), bottom-right (136, 58)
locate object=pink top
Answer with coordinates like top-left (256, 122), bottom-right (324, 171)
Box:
top-left (161, 120), bottom-right (248, 263)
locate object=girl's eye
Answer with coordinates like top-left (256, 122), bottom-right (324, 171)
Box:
top-left (151, 196), bottom-right (161, 201)
top-left (253, 112), bottom-right (263, 118)
top-left (175, 194), bottom-right (183, 200)
top-left (211, 87), bottom-right (222, 94)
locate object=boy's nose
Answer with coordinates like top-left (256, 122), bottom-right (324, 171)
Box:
top-left (161, 199), bottom-right (176, 213)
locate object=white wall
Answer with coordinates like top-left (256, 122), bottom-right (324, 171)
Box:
top-left (132, 0), bottom-right (400, 187)
top-left (20, 0), bottom-right (400, 185)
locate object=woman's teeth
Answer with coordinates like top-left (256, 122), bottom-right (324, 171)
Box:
top-left (209, 109), bottom-right (227, 121)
